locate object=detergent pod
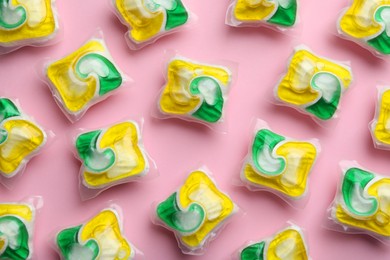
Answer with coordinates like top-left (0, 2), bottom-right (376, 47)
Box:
top-left (0, 197), bottom-right (42, 260)
top-left (112, 0), bottom-right (191, 50)
top-left (274, 46), bottom-right (353, 123)
top-left (56, 206), bottom-right (140, 259)
top-left (0, 97), bottom-right (47, 185)
top-left (238, 225), bottom-right (309, 260)
top-left (240, 119), bottom-right (319, 207)
top-left (154, 168), bottom-right (238, 255)
top-left (337, 0), bottom-right (390, 57)
top-left (73, 119), bottom-right (151, 200)
top-left (329, 161), bottom-right (390, 242)
top-left (370, 86), bottom-right (390, 150)
top-left (226, 0), bottom-right (298, 31)
top-left (157, 56), bottom-right (233, 128)
top-left (45, 35), bottom-right (126, 122)
top-left (0, 0), bottom-right (59, 53)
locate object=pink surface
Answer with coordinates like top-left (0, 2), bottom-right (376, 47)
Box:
top-left (1, 0), bottom-right (390, 259)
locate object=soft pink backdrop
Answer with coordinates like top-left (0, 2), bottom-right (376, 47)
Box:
top-left (1, 0), bottom-right (390, 259)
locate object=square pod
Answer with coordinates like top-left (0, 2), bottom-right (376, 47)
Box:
top-left (45, 37), bottom-right (124, 122)
top-left (0, 97), bottom-right (46, 179)
top-left (238, 225), bottom-right (309, 260)
top-left (0, 0), bottom-right (58, 48)
top-left (0, 202), bottom-right (37, 259)
top-left (338, 0), bottom-right (390, 56)
top-left (274, 47), bottom-right (353, 121)
top-left (227, 0), bottom-right (298, 28)
top-left (155, 169), bottom-right (237, 254)
top-left (74, 120), bottom-right (149, 191)
top-left (158, 57), bottom-right (232, 124)
top-left (371, 86), bottom-right (390, 150)
top-left (241, 120), bottom-right (319, 202)
top-left (113, 0), bottom-right (190, 49)
top-left (330, 162), bottom-right (390, 240)
top-left (56, 207), bottom-right (137, 259)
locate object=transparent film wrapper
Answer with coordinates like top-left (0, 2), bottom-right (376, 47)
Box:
top-left (235, 223), bottom-right (310, 260)
top-left (370, 85), bottom-right (390, 150)
top-left (327, 160), bottom-right (390, 244)
top-left (152, 166), bottom-right (239, 255)
top-left (225, 0), bottom-right (300, 34)
top-left (273, 45), bottom-right (353, 127)
top-left (154, 54), bottom-right (236, 133)
top-left (0, 0), bottom-right (61, 55)
top-left (0, 196), bottom-right (43, 259)
top-left (237, 119), bottom-right (320, 209)
top-left (0, 97), bottom-right (51, 189)
top-left (110, 0), bottom-right (196, 50)
top-left (40, 31), bottom-right (131, 123)
top-left (54, 203), bottom-right (143, 259)
top-left (336, 0), bottom-right (390, 59)
top-left (71, 117), bottom-right (156, 201)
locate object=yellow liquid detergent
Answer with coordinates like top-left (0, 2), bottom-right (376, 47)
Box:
top-left (266, 228), bottom-right (308, 259)
top-left (373, 89), bottom-right (390, 145)
top-left (178, 171), bottom-right (235, 249)
top-left (0, 204), bottom-right (33, 221)
top-left (46, 40), bottom-right (104, 114)
top-left (82, 122), bottom-right (147, 188)
top-left (0, 0), bottom-right (57, 45)
top-left (79, 209), bottom-right (132, 259)
top-left (233, 0), bottom-right (276, 22)
top-left (159, 58), bottom-right (231, 116)
top-left (0, 119), bottom-right (45, 176)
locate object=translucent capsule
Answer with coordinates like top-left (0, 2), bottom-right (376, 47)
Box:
top-left (275, 47), bottom-right (352, 121)
top-left (158, 57), bottom-right (232, 125)
top-left (338, 0), bottom-right (390, 56)
top-left (330, 162), bottom-right (390, 240)
top-left (155, 169), bottom-right (237, 254)
top-left (227, 0), bottom-right (298, 29)
top-left (113, 0), bottom-right (190, 49)
top-left (56, 208), bottom-right (137, 259)
top-left (0, 0), bottom-right (58, 51)
top-left (241, 120), bottom-right (319, 204)
top-left (45, 37), bottom-right (124, 122)
top-left (0, 98), bottom-right (46, 180)
top-left (239, 225), bottom-right (309, 260)
top-left (74, 120), bottom-right (149, 193)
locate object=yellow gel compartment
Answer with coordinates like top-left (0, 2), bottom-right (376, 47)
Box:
top-left (0, 119), bottom-right (46, 176)
top-left (243, 141), bottom-right (317, 198)
top-left (233, 0), bottom-right (276, 22)
top-left (83, 122), bottom-right (147, 188)
top-left (46, 40), bottom-right (105, 114)
top-left (335, 178), bottom-right (390, 237)
top-left (0, 0), bottom-right (57, 45)
top-left (159, 58), bottom-right (231, 115)
top-left (267, 228), bottom-right (308, 260)
top-left (373, 89), bottom-right (390, 145)
top-left (0, 203), bottom-right (33, 221)
top-left (339, 0), bottom-right (389, 40)
top-left (114, 0), bottom-right (165, 42)
top-left (178, 171), bottom-right (235, 249)
top-left (79, 209), bottom-right (132, 259)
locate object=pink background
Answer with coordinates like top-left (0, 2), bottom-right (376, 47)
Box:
top-left (1, 0), bottom-right (390, 259)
